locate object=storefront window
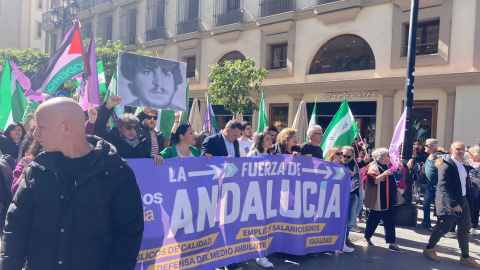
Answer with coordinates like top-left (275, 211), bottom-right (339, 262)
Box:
top-left (269, 104), bottom-right (289, 130)
top-left (409, 100), bottom-right (438, 142)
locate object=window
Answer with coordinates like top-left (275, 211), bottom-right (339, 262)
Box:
top-left (37, 23), bottom-right (42, 38)
top-left (177, 0), bottom-right (200, 35)
top-left (82, 20), bottom-right (92, 38)
top-left (214, 0), bottom-right (243, 27)
top-left (404, 100), bottom-right (438, 141)
top-left (38, 0), bottom-right (43, 9)
top-left (269, 104), bottom-right (289, 128)
top-left (97, 12), bottom-right (113, 43)
top-left (310, 35), bottom-right (375, 74)
top-left (120, 3), bottom-right (138, 46)
top-left (146, 0), bottom-right (166, 41)
top-left (259, 0), bottom-right (295, 17)
top-left (270, 43), bottom-right (287, 69)
top-left (186, 57), bottom-right (196, 78)
top-left (403, 20), bottom-right (439, 56)
top-left (218, 51), bottom-right (246, 66)
top-left (50, 34), bottom-right (57, 55)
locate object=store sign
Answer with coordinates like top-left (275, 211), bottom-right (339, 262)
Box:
top-left (324, 91), bottom-right (377, 101)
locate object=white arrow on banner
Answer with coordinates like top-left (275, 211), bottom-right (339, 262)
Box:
top-left (302, 166), bottom-right (333, 179)
top-left (188, 165), bottom-right (223, 180)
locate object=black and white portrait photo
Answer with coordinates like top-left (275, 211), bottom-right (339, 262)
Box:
top-left (117, 51), bottom-right (187, 111)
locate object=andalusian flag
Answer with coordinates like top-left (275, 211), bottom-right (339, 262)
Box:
top-left (105, 69), bottom-right (124, 127)
top-left (73, 60), bottom-right (107, 93)
top-left (320, 99), bottom-right (358, 159)
top-left (0, 59), bottom-right (27, 130)
top-left (257, 89), bottom-right (267, 132)
top-left (306, 101), bottom-right (317, 142)
top-left (30, 22), bottom-right (87, 94)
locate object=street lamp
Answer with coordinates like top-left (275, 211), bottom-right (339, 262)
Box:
top-left (50, 0), bottom-right (80, 39)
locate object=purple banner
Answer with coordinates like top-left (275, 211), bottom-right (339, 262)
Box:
top-left (127, 155), bottom-right (350, 270)
top-left (389, 108), bottom-right (407, 170)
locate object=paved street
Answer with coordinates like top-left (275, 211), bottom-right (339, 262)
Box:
top-left (236, 203), bottom-right (480, 270)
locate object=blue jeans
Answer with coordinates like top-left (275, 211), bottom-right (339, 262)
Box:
top-left (423, 185), bottom-right (437, 225)
top-left (347, 192), bottom-right (359, 238)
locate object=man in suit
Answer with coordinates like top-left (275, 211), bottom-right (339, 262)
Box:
top-left (201, 119), bottom-right (243, 270)
top-left (423, 142), bottom-right (480, 268)
top-left (201, 120), bottom-right (243, 158)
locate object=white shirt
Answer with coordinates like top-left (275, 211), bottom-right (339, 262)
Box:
top-left (238, 138), bottom-right (254, 157)
top-left (452, 155), bottom-right (467, 196)
top-left (178, 151), bottom-right (195, 158)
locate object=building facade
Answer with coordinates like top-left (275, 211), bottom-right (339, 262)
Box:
top-left (41, 0), bottom-right (480, 148)
top-left (0, 0), bottom-right (45, 51)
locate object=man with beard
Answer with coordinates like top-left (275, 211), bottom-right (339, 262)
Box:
top-left (136, 107), bottom-right (165, 156)
top-left (238, 121), bottom-right (254, 157)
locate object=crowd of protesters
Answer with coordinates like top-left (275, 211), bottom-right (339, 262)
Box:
top-left (0, 94), bottom-right (480, 269)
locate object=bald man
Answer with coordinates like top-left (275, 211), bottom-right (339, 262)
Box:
top-left (424, 142), bottom-right (480, 268)
top-left (0, 98), bottom-right (144, 270)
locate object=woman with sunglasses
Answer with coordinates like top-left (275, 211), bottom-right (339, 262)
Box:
top-left (326, 146), bottom-right (343, 163)
top-left (94, 95), bottom-right (150, 159)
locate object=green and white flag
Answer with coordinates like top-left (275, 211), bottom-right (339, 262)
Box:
top-left (257, 89), bottom-right (268, 132)
top-left (72, 61), bottom-right (107, 93)
top-left (0, 59), bottom-right (27, 130)
top-left (320, 99), bottom-right (358, 159)
top-left (105, 69), bottom-right (124, 127)
top-left (306, 101), bottom-right (317, 142)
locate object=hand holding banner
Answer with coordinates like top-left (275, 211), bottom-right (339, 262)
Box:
top-left (128, 155), bottom-right (350, 270)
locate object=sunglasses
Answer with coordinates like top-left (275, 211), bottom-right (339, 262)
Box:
top-left (125, 125), bottom-right (139, 131)
top-left (343, 155), bottom-right (352, 159)
top-left (335, 152), bottom-right (343, 156)
top-left (145, 115), bottom-right (158, 120)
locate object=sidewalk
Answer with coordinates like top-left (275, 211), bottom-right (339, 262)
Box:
top-left (237, 203), bottom-right (480, 270)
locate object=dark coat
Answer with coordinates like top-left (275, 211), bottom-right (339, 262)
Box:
top-left (201, 132), bottom-right (240, 157)
top-left (0, 136), bottom-right (144, 270)
top-left (435, 156), bottom-right (472, 216)
top-left (0, 136), bottom-right (20, 161)
top-left (136, 110), bottom-right (165, 155)
top-left (94, 103), bottom-right (150, 159)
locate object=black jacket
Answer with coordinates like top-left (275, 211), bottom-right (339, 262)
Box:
top-left (136, 110), bottom-right (165, 155)
top-left (94, 103), bottom-right (150, 159)
top-left (201, 132), bottom-right (240, 157)
top-left (0, 136), bottom-right (144, 270)
top-left (435, 155), bottom-right (472, 216)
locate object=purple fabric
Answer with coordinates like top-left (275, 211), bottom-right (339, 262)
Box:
top-left (9, 59), bottom-right (52, 102)
top-left (79, 31), bottom-right (101, 111)
top-left (128, 155), bottom-right (350, 270)
top-left (85, 121), bottom-right (94, 135)
top-left (202, 94), bottom-right (216, 135)
top-left (389, 108), bottom-right (407, 170)
top-left (396, 167), bottom-right (407, 190)
top-left (11, 161), bottom-right (25, 195)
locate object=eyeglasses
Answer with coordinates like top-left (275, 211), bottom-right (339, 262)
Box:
top-left (313, 133), bottom-right (323, 135)
top-left (335, 152), bottom-right (343, 156)
top-left (125, 125), bottom-right (139, 131)
top-left (145, 115), bottom-right (158, 120)
top-left (343, 155), bottom-right (352, 159)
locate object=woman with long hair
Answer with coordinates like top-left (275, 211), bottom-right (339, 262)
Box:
top-left (273, 128), bottom-right (300, 155)
top-left (326, 146), bottom-right (343, 163)
top-left (248, 132), bottom-right (274, 156)
top-left (0, 122), bottom-right (26, 161)
top-left (158, 124), bottom-right (199, 163)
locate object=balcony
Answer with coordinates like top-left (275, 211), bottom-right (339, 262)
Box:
top-left (92, 0), bottom-right (112, 8)
top-left (42, 11), bottom-right (54, 26)
top-left (79, 0), bottom-right (92, 12)
top-left (318, 0), bottom-right (342, 5)
top-left (146, 28), bottom-right (166, 41)
top-left (214, 0), bottom-right (244, 27)
top-left (259, 0), bottom-right (295, 18)
top-left (177, 19), bottom-right (200, 35)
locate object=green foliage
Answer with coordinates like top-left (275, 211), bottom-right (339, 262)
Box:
top-left (208, 58), bottom-right (268, 116)
top-left (0, 48), bottom-right (50, 77)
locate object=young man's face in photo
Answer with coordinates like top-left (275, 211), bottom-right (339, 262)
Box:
top-left (134, 66), bottom-right (176, 109)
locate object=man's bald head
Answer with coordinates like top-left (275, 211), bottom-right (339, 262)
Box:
top-left (34, 98), bottom-right (91, 155)
top-left (450, 141), bottom-right (466, 161)
top-left (36, 97), bottom-right (86, 131)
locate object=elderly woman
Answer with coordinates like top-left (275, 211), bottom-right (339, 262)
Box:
top-left (469, 145), bottom-right (480, 235)
top-left (364, 148), bottom-right (404, 253)
top-left (94, 98), bottom-right (150, 159)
